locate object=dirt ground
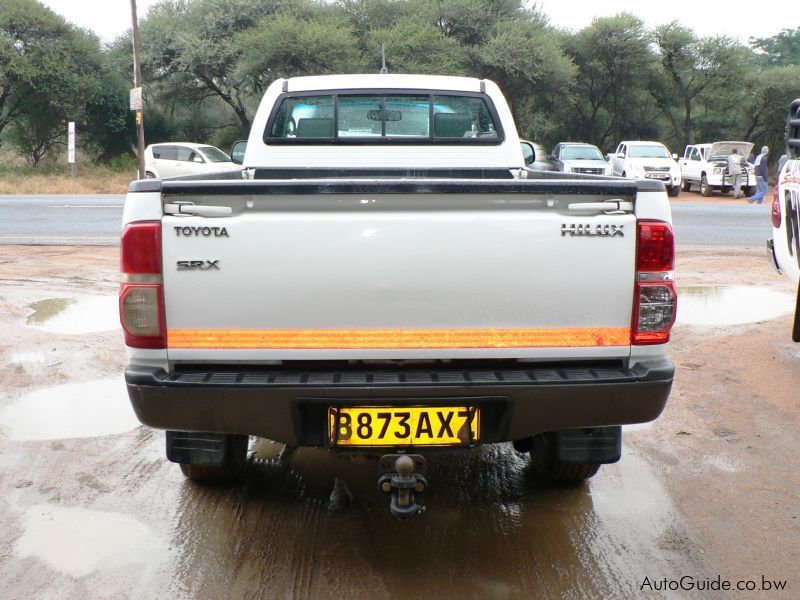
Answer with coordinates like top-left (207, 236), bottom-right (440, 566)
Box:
top-left (0, 242), bottom-right (797, 598)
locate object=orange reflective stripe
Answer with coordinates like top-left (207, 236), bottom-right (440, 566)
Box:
top-left (167, 328), bottom-right (631, 349)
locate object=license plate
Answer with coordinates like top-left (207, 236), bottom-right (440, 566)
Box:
top-left (328, 406), bottom-right (480, 448)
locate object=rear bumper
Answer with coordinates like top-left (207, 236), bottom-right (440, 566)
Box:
top-left (125, 359), bottom-right (674, 447)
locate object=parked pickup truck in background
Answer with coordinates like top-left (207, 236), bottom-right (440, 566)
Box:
top-left (768, 98), bottom-right (800, 342)
top-left (121, 74), bottom-right (676, 517)
top-left (551, 142), bottom-right (612, 175)
top-left (679, 141), bottom-right (756, 197)
top-left (610, 141), bottom-right (682, 197)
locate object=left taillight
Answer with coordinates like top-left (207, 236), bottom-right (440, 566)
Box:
top-left (771, 180), bottom-right (781, 228)
top-left (120, 221), bottom-right (166, 349)
top-left (633, 220), bottom-right (677, 345)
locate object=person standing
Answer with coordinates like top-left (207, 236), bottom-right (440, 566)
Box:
top-left (750, 145), bottom-right (769, 204)
top-left (727, 148), bottom-right (743, 198)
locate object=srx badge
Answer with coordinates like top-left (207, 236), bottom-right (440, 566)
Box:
top-left (177, 260), bottom-right (219, 271)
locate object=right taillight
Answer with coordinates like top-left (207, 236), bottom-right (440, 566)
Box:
top-left (120, 221), bottom-right (166, 349)
top-left (771, 180), bottom-right (781, 228)
top-left (633, 220), bottom-right (677, 345)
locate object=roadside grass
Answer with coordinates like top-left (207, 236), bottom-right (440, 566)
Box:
top-left (0, 157), bottom-right (137, 195)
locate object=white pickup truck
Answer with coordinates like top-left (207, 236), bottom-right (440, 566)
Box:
top-left (610, 141), bottom-right (682, 197)
top-left (768, 98), bottom-right (800, 341)
top-left (679, 141), bottom-right (757, 197)
top-left (121, 74), bottom-right (676, 516)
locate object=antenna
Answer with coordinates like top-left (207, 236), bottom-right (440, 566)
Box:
top-left (380, 44), bottom-right (388, 75)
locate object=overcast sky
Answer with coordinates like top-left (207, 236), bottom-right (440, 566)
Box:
top-left (41, 0), bottom-right (788, 44)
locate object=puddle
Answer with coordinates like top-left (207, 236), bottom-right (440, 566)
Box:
top-left (26, 296), bottom-right (119, 334)
top-left (175, 442), bottom-right (694, 598)
top-left (676, 285), bottom-right (794, 326)
top-left (0, 377), bottom-right (140, 441)
top-left (589, 449), bottom-right (677, 537)
top-left (623, 422), bottom-right (654, 432)
top-left (15, 505), bottom-right (168, 578)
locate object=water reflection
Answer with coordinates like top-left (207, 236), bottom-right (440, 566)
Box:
top-left (676, 285), bottom-right (794, 326)
top-left (14, 504), bottom-right (168, 577)
top-left (0, 377), bottom-right (139, 440)
top-left (26, 296), bottom-right (119, 334)
top-left (168, 442), bottom-right (709, 598)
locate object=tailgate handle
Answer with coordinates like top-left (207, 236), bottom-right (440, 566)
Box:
top-left (164, 201), bottom-right (232, 217)
top-left (567, 200), bottom-right (633, 213)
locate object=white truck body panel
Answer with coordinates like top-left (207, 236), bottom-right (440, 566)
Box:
top-left (772, 158), bottom-right (800, 283)
top-left (162, 191), bottom-right (637, 361)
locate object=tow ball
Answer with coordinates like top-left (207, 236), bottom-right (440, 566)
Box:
top-left (377, 454), bottom-right (427, 518)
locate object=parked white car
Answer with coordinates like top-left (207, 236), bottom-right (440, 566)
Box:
top-left (551, 142), bottom-right (611, 175)
top-left (610, 141), bottom-right (681, 197)
top-left (144, 142), bottom-right (241, 179)
top-left (679, 141), bottom-right (756, 197)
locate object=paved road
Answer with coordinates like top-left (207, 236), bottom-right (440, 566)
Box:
top-left (671, 200), bottom-right (772, 247)
top-left (0, 195), bottom-right (124, 245)
top-left (0, 194), bottom-right (774, 247)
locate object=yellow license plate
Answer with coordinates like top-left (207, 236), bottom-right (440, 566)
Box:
top-left (328, 406), bottom-right (480, 447)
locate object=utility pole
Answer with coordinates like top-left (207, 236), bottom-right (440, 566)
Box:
top-left (130, 0), bottom-right (145, 179)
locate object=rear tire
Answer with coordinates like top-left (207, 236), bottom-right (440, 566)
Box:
top-left (681, 180), bottom-right (691, 192)
top-left (145, 171), bottom-right (157, 179)
top-left (668, 185), bottom-right (680, 197)
top-left (745, 186), bottom-right (757, 197)
top-left (700, 175), bottom-right (713, 197)
top-left (531, 433), bottom-right (602, 483)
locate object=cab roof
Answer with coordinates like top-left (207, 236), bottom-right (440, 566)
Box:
top-left (282, 74), bottom-right (487, 94)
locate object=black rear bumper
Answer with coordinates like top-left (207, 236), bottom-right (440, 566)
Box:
top-left (125, 360), bottom-right (674, 447)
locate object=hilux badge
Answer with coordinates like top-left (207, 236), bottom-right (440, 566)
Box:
top-left (561, 224), bottom-right (624, 238)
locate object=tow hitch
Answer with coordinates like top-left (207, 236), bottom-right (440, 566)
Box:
top-left (377, 454), bottom-right (427, 518)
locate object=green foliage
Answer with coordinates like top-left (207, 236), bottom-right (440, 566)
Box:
top-left (365, 18), bottom-right (467, 74)
top-left (652, 22), bottom-right (748, 149)
top-left (433, 0), bottom-right (524, 47)
top-left (751, 27), bottom-right (800, 67)
top-left (560, 13), bottom-right (653, 149)
top-left (0, 0), bottom-right (131, 162)
top-left (235, 13), bottom-right (363, 91)
top-left (5, 0), bottom-right (798, 167)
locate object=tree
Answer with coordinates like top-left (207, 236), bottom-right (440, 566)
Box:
top-left (136, 0), bottom-right (283, 134)
top-left (561, 14), bottom-right (653, 149)
top-left (652, 23), bottom-right (746, 149)
top-left (750, 27), bottom-right (800, 68)
top-left (234, 13), bottom-right (363, 93)
top-left (737, 65), bottom-right (800, 160)
top-left (433, 0), bottom-right (522, 47)
top-left (364, 17), bottom-right (466, 74)
top-left (0, 1), bottom-right (100, 146)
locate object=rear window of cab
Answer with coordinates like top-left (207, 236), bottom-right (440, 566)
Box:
top-left (264, 92), bottom-right (503, 144)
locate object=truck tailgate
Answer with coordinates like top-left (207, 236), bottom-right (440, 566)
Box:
top-left (160, 179), bottom-right (638, 361)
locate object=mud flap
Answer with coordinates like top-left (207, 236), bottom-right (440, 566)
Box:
top-left (166, 431), bottom-right (248, 466)
top-left (552, 426), bottom-right (622, 464)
